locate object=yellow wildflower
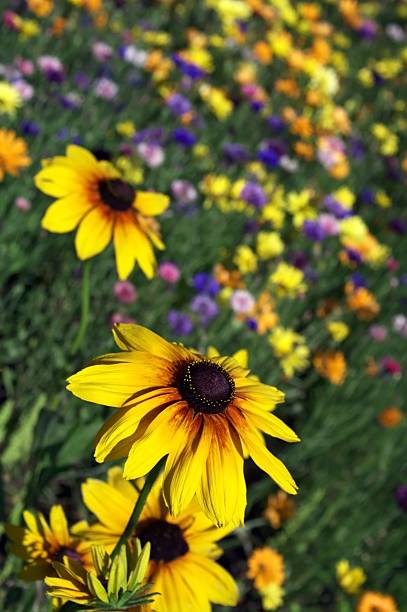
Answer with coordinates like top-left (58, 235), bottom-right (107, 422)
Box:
top-left (336, 559), bottom-right (366, 595)
top-left (234, 245), bottom-right (258, 274)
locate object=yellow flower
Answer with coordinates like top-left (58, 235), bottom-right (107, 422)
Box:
top-left (0, 82), bottom-right (22, 116)
top-left (0, 129), bottom-right (31, 181)
top-left (375, 190), bottom-right (391, 208)
top-left (269, 262), bottom-right (306, 297)
top-left (333, 187), bottom-right (355, 209)
top-left (336, 559), bottom-right (366, 595)
top-left (257, 231), bottom-right (285, 260)
top-left (269, 327), bottom-right (309, 378)
top-left (79, 468), bottom-right (239, 611)
top-left (234, 245), bottom-right (258, 274)
top-left (286, 189), bottom-right (316, 227)
top-left (45, 540), bottom-right (154, 609)
top-left (260, 582), bottom-right (285, 610)
top-left (19, 19), bottom-right (40, 38)
top-left (326, 321), bottom-right (349, 342)
top-left (67, 324), bottom-right (299, 527)
top-left (116, 120), bottom-right (136, 138)
top-left (247, 547), bottom-right (284, 589)
top-left (340, 216), bottom-right (368, 242)
top-left (199, 84), bottom-right (233, 119)
top-left (6, 506), bottom-right (92, 581)
top-left (35, 145), bottom-right (169, 280)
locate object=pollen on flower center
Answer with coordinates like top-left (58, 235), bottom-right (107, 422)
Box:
top-left (180, 360), bottom-right (235, 414)
top-left (98, 178), bottom-right (135, 211)
top-left (138, 519), bottom-right (189, 563)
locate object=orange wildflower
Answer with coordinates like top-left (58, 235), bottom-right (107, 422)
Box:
top-left (51, 16), bottom-right (66, 36)
top-left (214, 264), bottom-right (244, 289)
top-left (294, 141), bottom-right (314, 160)
top-left (0, 129), bottom-right (31, 181)
top-left (377, 407), bottom-right (404, 428)
top-left (291, 116), bottom-right (313, 138)
top-left (264, 490), bottom-right (295, 529)
top-left (366, 358), bottom-right (379, 377)
top-left (340, 0), bottom-right (362, 29)
top-left (253, 41), bottom-right (273, 64)
top-left (346, 284), bottom-right (380, 320)
top-left (306, 89), bottom-right (324, 106)
top-left (27, 0), bottom-right (53, 17)
top-left (247, 548), bottom-right (284, 589)
top-left (300, 3), bottom-right (321, 21)
top-left (311, 39), bottom-right (331, 64)
top-left (313, 350), bottom-right (347, 385)
top-left (330, 159), bottom-right (350, 179)
top-left (276, 79), bottom-right (300, 99)
top-left (357, 592), bottom-right (397, 612)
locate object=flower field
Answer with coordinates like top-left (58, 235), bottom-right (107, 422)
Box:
top-left (1, 1), bottom-right (406, 611)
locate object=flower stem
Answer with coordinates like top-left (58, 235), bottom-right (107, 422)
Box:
top-left (70, 261), bottom-right (91, 355)
top-left (111, 456), bottom-right (167, 560)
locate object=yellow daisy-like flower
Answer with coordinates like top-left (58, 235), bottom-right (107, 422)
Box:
top-left (6, 505), bottom-right (92, 581)
top-left (269, 327), bottom-right (310, 379)
top-left (247, 547), bottom-right (284, 589)
top-left (35, 145), bottom-right (170, 280)
top-left (67, 323), bottom-right (299, 527)
top-left (0, 129), bottom-right (31, 181)
top-left (336, 559), bottom-right (366, 595)
top-left (0, 81), bottom-right (22, 116)
top-left (79, 467), bottom-right (239, 612)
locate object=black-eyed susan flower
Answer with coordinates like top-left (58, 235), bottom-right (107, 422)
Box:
top-left (35, 145), bottom-right (169, 280)
top-left (78, 467), bottom-right (238, 612)
top-left (6, 505), bottom-right (92, 580)
top-left (67, 324), bottom-right (299, 527)
top-left (0, 129), bottom-right (31, 181)
top-left (45, 540), bottom-right (155, 610)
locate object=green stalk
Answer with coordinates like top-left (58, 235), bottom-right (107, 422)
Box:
top-left (70, 261), bottom-right (91, 355)
top-left (110, 457), bottom-right (167, 560)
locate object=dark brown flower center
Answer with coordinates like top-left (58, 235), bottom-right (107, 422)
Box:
top-left (98, 178), bottom-right (135, 211)
top-left (180, 360), bottom-right (235, 414)
top-left (138, 519), bottom-right (188, 563)
top-left (53, 547), bottom-right (81, 563)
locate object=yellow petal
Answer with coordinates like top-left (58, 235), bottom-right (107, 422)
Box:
top-left (67, 358), bottom-right (167, 407)
top-left (66, 145), bottom-right (99, 172)
top-left (135, 191), bottom-right (170, 216)
top-left (183, 554), bottom-right (239, 606)
top-left (81, 479), bottom-right (133, 534)
top-left (95, 394), bottom-right (173, 462)
top-left (41, 194), bottom-right (94, 233)
top-left (133, 224), bottom-right (156, 279)
top-left (163, 415), bottom-right (210, 516)
top-left (242, 425), bottom-right (298, 494)
top-left (239, 400), bottom-right (300, 442)
top-left (123, 403), bottom-right (183, 479)
top-left (49, 505), bottom-right (70, 547)
top-left (113, 215), bottom-right (138, 280)
top-left (196, 417), bottom-right (246, 527)
top-left (112, 323), bottom-right (191, 361)
top-left (75, 206), bottom-right (113, 260)
top-left (35, 165), bottom-right (82, 198)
